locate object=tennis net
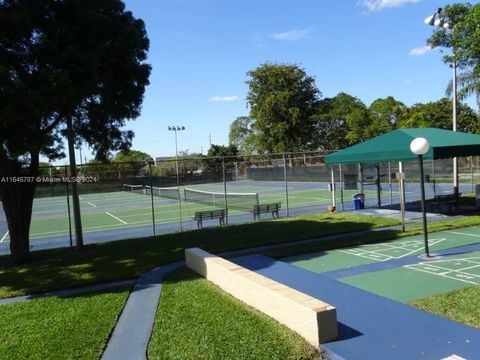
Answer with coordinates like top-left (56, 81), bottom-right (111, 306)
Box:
top-left (184, 187), bottom-right (259, 211)
top-left (123, 184), bottom-right (144, 194)
top-left (145, 185), bottom-right (180, 200)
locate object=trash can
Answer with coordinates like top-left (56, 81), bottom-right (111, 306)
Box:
top-left (353, 193), bottom-right (365, 210)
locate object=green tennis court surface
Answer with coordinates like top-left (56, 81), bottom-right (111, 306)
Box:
top-left (2, 182), bottom-right (380, 242)
top-left (285, 225), bottom-right (480, 302)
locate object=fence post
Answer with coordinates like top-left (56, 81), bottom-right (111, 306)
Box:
top-left (222, 157), bottom-right (229, 225)
top-left (283, 154), bottom-right (290, 217)
top-left (148, 161), bottom-right (156, 236)
top-left (339, 164), bottom-right (344, 211)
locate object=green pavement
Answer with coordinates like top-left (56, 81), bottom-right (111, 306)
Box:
top-left (340, 252), bottom-right (480, 302)
top-left (285, 225), bottom-right (480, 302)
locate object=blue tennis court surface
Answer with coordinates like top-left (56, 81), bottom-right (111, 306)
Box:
top-left (233, 254), bottom-right (480, 359)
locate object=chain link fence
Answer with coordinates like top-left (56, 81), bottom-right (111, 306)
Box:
top-left (10, 152), bottom-right (479, 250)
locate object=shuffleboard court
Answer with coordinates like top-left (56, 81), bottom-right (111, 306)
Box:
top-left (285, 225), bottom-right (480, 302)
top-left (285, 225), bottom-right (480, 274)
top-left (340, 251), bottom-right (480, 303)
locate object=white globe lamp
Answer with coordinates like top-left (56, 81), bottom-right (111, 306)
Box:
top-left (410, 137), bottom-right (430, 156)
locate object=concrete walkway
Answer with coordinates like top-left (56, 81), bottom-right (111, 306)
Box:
top-left (0, 279), bottom-right (134, 307)
top-left (101, 261), bottom-right (183, 360)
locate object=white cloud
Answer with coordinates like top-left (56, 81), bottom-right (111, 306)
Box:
top-left (359, 0), bottom-right (421, 12)
top-left (209, 96), bottom-right (239, 102)
top-left (404, 79), bottom-right (413, 85)
top-left (271, 28), bottom-right (310, 42)
top-left (409, 45), bottom-right (435, 56)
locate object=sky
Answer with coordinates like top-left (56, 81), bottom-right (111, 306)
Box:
top-left (74, 0), bottom-right (479, 163)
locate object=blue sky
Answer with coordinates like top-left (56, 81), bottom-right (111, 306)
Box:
top-left (78, 0), bottom-right (478, 162)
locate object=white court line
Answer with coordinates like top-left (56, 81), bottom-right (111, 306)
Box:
top-left (339, 238), bottom-right (446, 261)
top-left (0, 231), bottom-right (8, 243)
top-left (105, 212), bottom-right (127, 225)
top-left (405, 265), bottom-right (480, 285)
top-left (445, 231), bottom-right (480, 238)
top-left (87, 201), bottom-right (97, 208)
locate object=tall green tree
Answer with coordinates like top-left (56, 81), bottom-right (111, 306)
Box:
top-left (398, 98), bottom-right (478, 133)
top-left (314, 93), bottom-right (366, 150)
top-left (0, 0), bottom-right (151, 263)
top-left (204, 144), bottom-right (239, 172)
top-left (246, 63), bottom-right (321, 153)
top-left (369, 96), bottom-right (407, 128)
top-left (427, 3), bottom-right (480, 107)
top-left (228, 116), bottom-right (257, 155)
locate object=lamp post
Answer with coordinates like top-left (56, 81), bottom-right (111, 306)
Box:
top-left (168, 126), bottom-right (185, 185)
top-left (410, 137), bottom-right (431, 257)
top-left (425, 8), bottom-right (458, 198)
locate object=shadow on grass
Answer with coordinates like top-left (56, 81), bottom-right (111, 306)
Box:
top-left (0, 213), bottom-right (399, 298)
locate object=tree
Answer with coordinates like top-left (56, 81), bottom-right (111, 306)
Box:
top-left (314, 93), bottom-right (366, 150)
top-left (369, 96), bottom-right (407, 128)
top-left (427, 3), bottom-right (480, 107)
top-left (0, 0), bottom-right (151, 263)
top-left (398, 98), bottom-right (478, 133)
top-left (228, 116), bottom-right (257, 154)
top-left (204, 144), bottom-right (239, 172)
top-left (246, 63), bottom-right (321, 153)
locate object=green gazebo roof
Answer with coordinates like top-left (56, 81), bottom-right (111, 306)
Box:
top-left (325, 128), bottom-right (480, 165)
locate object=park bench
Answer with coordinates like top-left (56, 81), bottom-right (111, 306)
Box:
top-left (194, 209), bottom-right (225, 229)
top-left (252, 202), bottom-right (281, 221)
top-left (429, 193), bottom-right (461, 212)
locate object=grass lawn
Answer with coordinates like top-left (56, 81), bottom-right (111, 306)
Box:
top-left (0, 212), bottom-right (399, 299)
top-left (0, 286), bottom-right (129, 360)
top-left (410, 285), bottom-right (480, 329)
top-left (148, 268), bottom-right (321, 360)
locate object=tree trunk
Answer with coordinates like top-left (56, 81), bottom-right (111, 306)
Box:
top-left (0, 150), bottom-right (39, 264)
top-left (1, 181), bottom-right (36, 264)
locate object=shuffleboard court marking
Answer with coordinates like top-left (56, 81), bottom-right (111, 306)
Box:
top-left (339, 238), bottom-right (446, 262)
top-left (405, 257), bottom-right (480, 285)
top-left (0, 231), bottom-right (8, 243)
top-left (445, 230), bottom-right (480, 238)
top-left (105, 212), bottom-right (127, 225)
top-left (86, 201), bottom-right (97, 208)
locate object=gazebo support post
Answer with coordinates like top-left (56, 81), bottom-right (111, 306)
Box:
top-left (339, 164), bottom-right (344, 211)
top-left (376, 163), bottom-right (381, 208)
top-left (330, 167), bottom-right (336, 208)
top-left (398, 161), bottom-right (406, 232)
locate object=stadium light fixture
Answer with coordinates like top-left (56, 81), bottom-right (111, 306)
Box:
top-left (410, 137), bottom-right (431, 257)
top-left (424, 7), bottom-right (458, 198)
top-left (168, 125), bottom-right (186, 185)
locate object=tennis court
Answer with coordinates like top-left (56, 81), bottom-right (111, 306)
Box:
top-left (0, 180), bottom-right (383, 245)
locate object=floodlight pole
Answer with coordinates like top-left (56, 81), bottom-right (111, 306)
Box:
top-left (452, 52), bottom-right (459, 197)
top-left (168, 126), bottom-right (185, 185)
top-left (425, 8), bottom-right (458, 197)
